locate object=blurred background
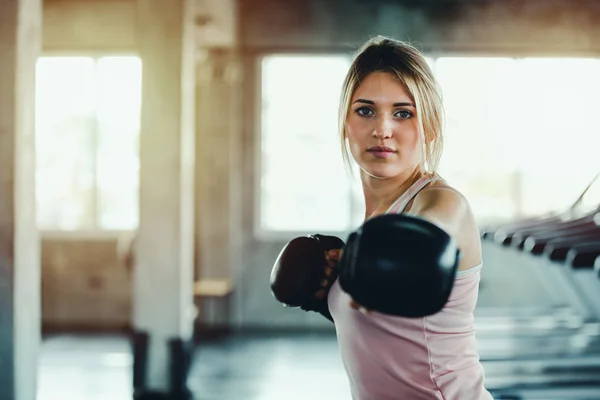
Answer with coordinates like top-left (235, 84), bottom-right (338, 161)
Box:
top-left (2, 0), bottom-right (600, 399)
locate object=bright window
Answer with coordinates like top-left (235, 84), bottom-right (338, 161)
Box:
top-left (435, 57), bottom-right (600, 224)
top-left (258, 54), bottom-right (600, 233)
top-left (258, 55), bottom-right (363, 234)
top-left (35, 56), bottom-right (142, 231)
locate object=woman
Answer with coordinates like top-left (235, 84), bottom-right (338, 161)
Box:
top-left (324, 35), bottom-right (493, 400)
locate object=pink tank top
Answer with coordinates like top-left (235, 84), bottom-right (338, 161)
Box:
top-left (328, 175), bottom-right (493, 400)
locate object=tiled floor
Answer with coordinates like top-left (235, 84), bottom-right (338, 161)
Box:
top-left (38, 334), bottom-right (134, 400)
top-left (36, 243), bottom-right (600, 400)
top-left (37, 312), bottom-right (600, 400)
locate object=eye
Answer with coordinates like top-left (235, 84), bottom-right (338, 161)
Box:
top-left (355, 107), bottom-right (374, 117)
top-left (395, 110), bottom-right (413, 119)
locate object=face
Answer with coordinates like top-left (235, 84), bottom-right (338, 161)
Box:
top-left (345, 71), bottom-right (423, 180)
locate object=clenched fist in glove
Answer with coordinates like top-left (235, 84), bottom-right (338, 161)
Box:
top-left (270, 234), bottom-right (344, 322)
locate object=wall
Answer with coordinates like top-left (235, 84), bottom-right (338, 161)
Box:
top-left (39, 0), bottom-right (240, 331)
top-left (40, 0), bottom-right (136, 331)
top-left (42, 0), bottom-right (136, 52)
top-left (238, 0), bottom-right (600, 55)
top-left (41, 237), bottom-right (131, 329)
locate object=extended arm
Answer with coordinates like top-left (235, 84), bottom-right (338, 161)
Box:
top-left (337, 189), bottom-right (465, 317)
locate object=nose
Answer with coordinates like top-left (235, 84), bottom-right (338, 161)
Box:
top-left (372, 116), bottom-right (393, 139)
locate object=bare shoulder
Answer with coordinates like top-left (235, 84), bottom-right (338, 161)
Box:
top-left (409, 180), bottom-right (482, 268)
top-left (408, 181), bottom-right (471, 232)
top-left (413, 182), bottom-right (469, 215)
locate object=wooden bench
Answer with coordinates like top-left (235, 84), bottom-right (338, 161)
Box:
top-left (193, 279), bottom-right (233, 297)
top-left (193, 278), bottom-right (233, 327)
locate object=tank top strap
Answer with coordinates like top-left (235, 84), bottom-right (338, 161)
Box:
top-left (385, 175), bottom-right (434, 214)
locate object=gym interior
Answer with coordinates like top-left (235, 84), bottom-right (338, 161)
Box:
top-left (2, 0), bottom-right (600, 399)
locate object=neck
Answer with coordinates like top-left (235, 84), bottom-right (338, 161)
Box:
top-left (362, 167), bottom-right (426, 219)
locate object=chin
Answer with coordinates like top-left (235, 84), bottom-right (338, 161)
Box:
top-left (359, 157), bottom-right (422, 180)
top-left (360, 165), bottom-right (401, 180)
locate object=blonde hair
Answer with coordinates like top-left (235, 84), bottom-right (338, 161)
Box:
top-left (339, 35), bottom-right (445, 175)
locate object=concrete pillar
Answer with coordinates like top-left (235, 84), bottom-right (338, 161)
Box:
top-left (0, 0), bottom-right (42, 399)
top-left (195, 50), bottom-right (242, 328)
top-left (133, 0), bottom-right (197, 398)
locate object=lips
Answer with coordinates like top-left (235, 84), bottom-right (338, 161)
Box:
top-left (367, 145), bottom-right (397, 159)
top-left (367, 146), bottom-right (396, 153)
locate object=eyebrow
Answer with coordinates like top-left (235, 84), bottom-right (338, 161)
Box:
top-left (353, 99), bottom-right (416, 107)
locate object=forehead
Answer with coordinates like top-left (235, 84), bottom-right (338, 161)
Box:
top-left (352, 71), bottom-right (411, 101)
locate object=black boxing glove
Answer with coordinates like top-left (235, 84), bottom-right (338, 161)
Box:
top-left (270, 234), bottom-right (345, 322)
top-left (338, 214), bottom-right (460, 318)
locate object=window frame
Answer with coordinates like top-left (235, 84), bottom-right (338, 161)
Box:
top-left (36, 50), bottom-right (141, 238)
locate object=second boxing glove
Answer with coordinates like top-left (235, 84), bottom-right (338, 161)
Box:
top-left (270, 234), bottom-right (345, 322)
